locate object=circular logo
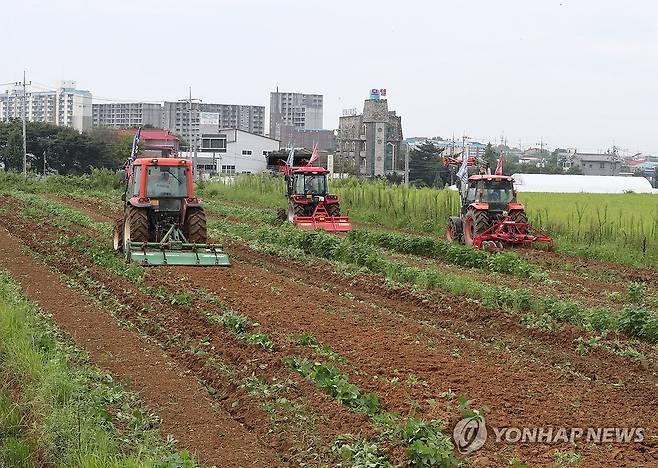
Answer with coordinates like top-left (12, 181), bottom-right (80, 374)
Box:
top-left (453, 416), bottom-right (487, 454)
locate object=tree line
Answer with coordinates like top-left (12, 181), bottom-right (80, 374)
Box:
top-left (406, 142), bottom-right (584, 188)
top-left (0, 120), bottom-right (134, 175)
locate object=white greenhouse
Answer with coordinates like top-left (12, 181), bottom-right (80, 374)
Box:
top-left (511, 174), bottom-right (656, 194)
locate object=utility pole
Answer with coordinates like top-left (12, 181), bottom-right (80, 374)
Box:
top-left (21, 71), bottom-right (31, 177)
top-left (188, 87), bottom-right (194, 179)
top-left (185, 87), bottom-right (202, 181)
top-left (404, 143), bottom-right (409, 186)
top-left (43, 149), bottom-right (46, 176)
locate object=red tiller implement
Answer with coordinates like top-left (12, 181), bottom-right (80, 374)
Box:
top-left (278, 160), bottom-right (352, 233)
top-left (472, 217), bottom-right (553, 251)
top-left (292, 202), bottom-right (352, 232)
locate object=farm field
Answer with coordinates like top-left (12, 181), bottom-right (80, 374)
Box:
top-left (1, 172), bottom-right (658, 467)
top-left (200, 175), bottom-right (658, 267)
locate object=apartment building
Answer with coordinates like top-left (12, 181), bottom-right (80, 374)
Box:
top-left (269, 91), bottom-right (323, 141)
top-left (92, 102), bottom-right (162, 128)
top-left (0, 81), bottom-right (92, 132)
top-left (162, 101), bottom-right (265, 145)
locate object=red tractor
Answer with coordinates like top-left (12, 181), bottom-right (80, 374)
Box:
top-left (445, 157), bottom-right (552, 250)
top-left (113, 157), bottom-right (230, 265)
top-left (279, 164), bottom-right (352, 232)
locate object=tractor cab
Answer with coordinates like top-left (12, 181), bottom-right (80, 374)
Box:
top-left (287, 167), bottom-right (329, 197)
top-left (463, 175), bottom-right (519, 215)
top-left (281, 165), bottom-right (351, 232)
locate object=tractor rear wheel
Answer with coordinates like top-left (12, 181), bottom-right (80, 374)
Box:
top-left (326, 203), bottom-right (341, 217)
top-left (185, 208), bottom-right (208, 244)
top-left (123, 206), bottom-right (149, 251)
top-left (509, 209), bottom-right (528, 233)
top-left (288, 202), bottom-right (305, 223)
top-left (463, 209), bottom-right (489, 246)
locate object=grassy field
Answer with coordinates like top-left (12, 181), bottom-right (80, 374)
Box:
top-left (199, 174), bottom-right (658, 267)
top-left (0, 269), bottom-right (195, 468)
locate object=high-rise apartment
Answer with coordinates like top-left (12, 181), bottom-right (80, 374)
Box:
top-left (92, 103), bottom-right (163, 128)
top-left (269, 91), bottom-right (323, 141)
top-left (162, 101), bottom-right (265, 145)
top-left (0, 81), bottom-right (92, 132)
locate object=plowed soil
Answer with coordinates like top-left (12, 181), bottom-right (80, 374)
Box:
top-left (4, 192), bottom-right (658, 467)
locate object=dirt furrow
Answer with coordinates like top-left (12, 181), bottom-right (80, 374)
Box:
top-left (161, 244), bottom-right (658, 466)
top-left (27, 192), bottom-right (658, 465)
top-left (0, 197), bottom-right (378, 465)
top-left (0, 226), bottom-right (277, 467)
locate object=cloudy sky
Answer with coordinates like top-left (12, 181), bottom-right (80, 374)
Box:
top-left (3, 0), bottom-right (657, 154)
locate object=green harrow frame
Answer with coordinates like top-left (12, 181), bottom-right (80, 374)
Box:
top-left (125, 224), bottom-right (230, 266)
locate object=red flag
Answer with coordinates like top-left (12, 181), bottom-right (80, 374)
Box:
top-left (308, 141), bottom-right (319, 165)
top-left (495, 152), bottom-right (504, 175)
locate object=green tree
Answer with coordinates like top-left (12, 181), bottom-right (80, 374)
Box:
top-left (482, 143), bottom-right (498, 171)
top-left (5, 128), bottom-right (23, 171)
top-left (408, 142), bottom-right (447, 187)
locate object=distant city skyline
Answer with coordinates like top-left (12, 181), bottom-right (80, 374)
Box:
top-left (2, 0), bottom-right (656, 154)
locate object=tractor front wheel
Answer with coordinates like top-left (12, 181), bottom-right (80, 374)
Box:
top-left (463, 209), bottom-right (489, 246)
top-left (509, 209), bottom-right (528, 234)
top-left (123, 206), bottom-right (149, 251)
top-left (446, 216), bottom-right (463, 243)
top-left (326, 202), bottom-right (341, 217)
top-left (185, 208), bottom-right (208, 244)
top-left (113, 218), bottom-right (123, 251)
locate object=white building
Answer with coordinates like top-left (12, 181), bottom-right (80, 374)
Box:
top-left (180, 128), bottom-right (279, 176)
top-left (0, 81), bottom-right (92, 132)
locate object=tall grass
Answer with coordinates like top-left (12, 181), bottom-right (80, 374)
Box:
top-left (0, 168), bottom-right (118, 194)
top-left (520, 193), bottom-right (658, 260)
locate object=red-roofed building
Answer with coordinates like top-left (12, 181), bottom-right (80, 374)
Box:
top-left (121, 129), bottom-right (180, 157)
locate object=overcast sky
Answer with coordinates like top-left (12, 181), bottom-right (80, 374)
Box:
top-left (3, 0), bottom-right (657, 154)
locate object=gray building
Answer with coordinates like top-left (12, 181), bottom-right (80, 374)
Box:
top-left (92, 102), bottom-right (163, 128)
top-left (278, 126), bottom-right (336, 152)
top-left (563, 151), bottom-right (622, 176)
top-left (337, 97), bottom-right (403, 177)
top-left (163, 101), bottom-right (265, 145)
top-left (269, 91), bottom-right (323, 141)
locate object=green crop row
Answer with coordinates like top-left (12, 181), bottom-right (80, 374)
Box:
top-left (284, 357), bottom-right (459, 467)
top-left (204, 200), bottom-right (544, 279)
top-left (284, 356), bottom-right (380, 414)
top-left (204, 310), bottom-right (276, 351)
top-left (209, 220), bottom-right (658, 344)
top-left (346, 230), bottom-right (543, 279)
top-left (298, 333), bottom-right (349, 364)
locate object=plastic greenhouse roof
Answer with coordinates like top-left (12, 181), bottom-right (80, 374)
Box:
top-left (511, 173), bottom-right (655, 194)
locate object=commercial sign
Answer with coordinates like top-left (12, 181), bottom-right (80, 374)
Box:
top-left (200, 112), bottom-right (220, 126)
top-left (369, 88), bottom-right (387, 100)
